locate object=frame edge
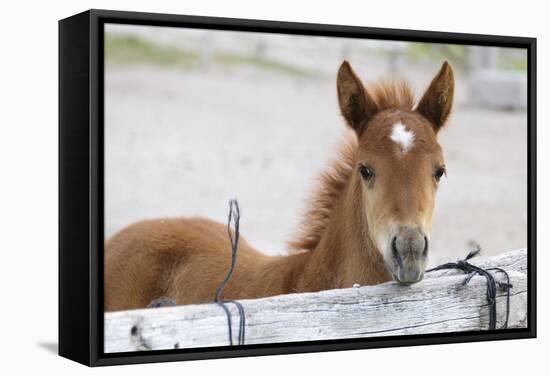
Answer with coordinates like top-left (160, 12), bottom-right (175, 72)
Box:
top-left (59, 10), bottom-right (93, 366)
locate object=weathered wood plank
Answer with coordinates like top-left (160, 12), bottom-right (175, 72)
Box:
top-left (104, 249), bottom-right (528, 353)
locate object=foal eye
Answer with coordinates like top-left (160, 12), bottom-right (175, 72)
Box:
top-left (434, 166), bottom-right (446, 182)
top-left (359, 165), bottom-right (374, 181)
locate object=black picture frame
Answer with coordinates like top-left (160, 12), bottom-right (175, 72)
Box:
top-left (59, 9), bottom-right (537, 367)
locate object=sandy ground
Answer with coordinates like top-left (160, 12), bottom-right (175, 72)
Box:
top-left (104, 65), bottom-right (527, 267)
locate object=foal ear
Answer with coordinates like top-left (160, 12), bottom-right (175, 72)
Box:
top-left (415, 61), bottom-right (455, 133)
top-left (337, 61), bottom-right (378, 135)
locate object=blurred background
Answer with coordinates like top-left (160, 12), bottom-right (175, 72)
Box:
top-left (104, 23), bottom-right (527, 266)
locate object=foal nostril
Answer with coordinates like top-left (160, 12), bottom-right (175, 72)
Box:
top-left (391, 236), bottom-right (402, 267)
top-left (423, 235), bottom-right (429, 256)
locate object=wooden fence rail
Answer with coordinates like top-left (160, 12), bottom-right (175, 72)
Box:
top-left (105, 249), bottom-right (527, 353)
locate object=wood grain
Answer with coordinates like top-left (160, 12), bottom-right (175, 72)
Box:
top-left (104, 249), bottom-right (528, 353)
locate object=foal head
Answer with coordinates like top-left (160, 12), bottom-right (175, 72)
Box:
top-left (337, 61), bottom-right (454, 284)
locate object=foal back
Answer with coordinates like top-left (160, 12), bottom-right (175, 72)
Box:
top-left (104, 217), bottom-right (296, 311)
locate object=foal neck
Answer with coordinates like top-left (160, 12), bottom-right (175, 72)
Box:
top-left (297, 177), bottom-right (390, 291)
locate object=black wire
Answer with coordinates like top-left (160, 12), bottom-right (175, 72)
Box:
top-left (426, 246), bottom-right (513, 330)
top-left (214, 199), bottom-right (246, 346)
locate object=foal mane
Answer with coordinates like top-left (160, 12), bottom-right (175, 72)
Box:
top-left (369, 79), bottom-right (415, 111)
top-left (287, 79), bottom-right (415, 252)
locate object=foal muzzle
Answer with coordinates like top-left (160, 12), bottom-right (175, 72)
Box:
top-left (389, 226), bottom-right (428, 285)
